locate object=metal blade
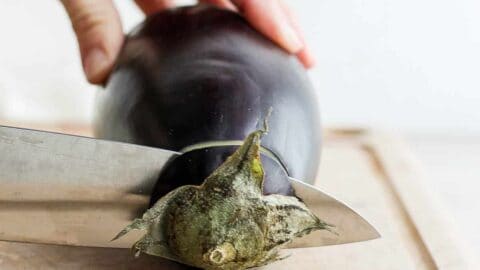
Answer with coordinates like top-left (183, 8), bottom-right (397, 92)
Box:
top-left (0, 125), bottom-right (179, 248)
top-left (0, 125), bottom-right (379, 249)
top-left (287, 177), bottom-right (380, 248)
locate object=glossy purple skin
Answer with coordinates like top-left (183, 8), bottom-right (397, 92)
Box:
top-left (94, 5), bottom-right (321, 205)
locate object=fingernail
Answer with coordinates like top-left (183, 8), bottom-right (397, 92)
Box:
top-left (83, 48), bottom-right (109, 83)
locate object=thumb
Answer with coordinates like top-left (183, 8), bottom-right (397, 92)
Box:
top-left (61, 0), bottom-right (123, 84)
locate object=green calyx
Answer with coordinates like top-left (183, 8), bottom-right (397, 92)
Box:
top-left (113, 127), bottom-right (332, 269)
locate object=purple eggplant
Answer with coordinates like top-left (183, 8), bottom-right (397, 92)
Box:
top-left (94, 5), bottom-right (321, 205)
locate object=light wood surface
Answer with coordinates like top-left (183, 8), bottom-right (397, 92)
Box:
top-left (406, 133), bottom-right (480, 256)
top-left (0, 126), bottom-right (475, 269)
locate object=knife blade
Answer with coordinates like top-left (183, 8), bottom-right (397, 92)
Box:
top-left (287, 177), bottom-right (380, 247)
top-left (0, 125), bottom-right (379, 249)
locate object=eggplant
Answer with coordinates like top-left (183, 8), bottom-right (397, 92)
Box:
top-left (94, 5), bottom-right (321, 205)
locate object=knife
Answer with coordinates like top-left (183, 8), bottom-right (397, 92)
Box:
top-left (0, 125), bottom-right (379, 249)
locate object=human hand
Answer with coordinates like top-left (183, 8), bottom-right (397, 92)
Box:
top-left (61, 0), bottom-right (315, 84)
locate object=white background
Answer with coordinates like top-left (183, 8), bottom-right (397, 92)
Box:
top-left (0, 0), bottom-right (479, 260)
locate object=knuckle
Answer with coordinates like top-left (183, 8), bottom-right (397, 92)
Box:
top-left (70, 8), bottom-right (108, 37)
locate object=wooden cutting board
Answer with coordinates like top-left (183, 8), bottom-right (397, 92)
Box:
top-left (0, 126), bottom-right (475, 269)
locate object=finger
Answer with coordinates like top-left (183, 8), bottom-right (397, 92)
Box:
top-left (296, 47), bottom-right (315, 68)
top-left (134, 0), bottom-right (176, 16)
top-left (61, 0), bottom-right (123, 84)
top-left (198, 0), bottom-right (238, 11)
top-left (232, 0), bottom-right (303, 54)
top-left (278, 0), bottom-right (315, 68)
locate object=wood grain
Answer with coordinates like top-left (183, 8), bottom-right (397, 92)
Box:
top-left (0, 126), bottom-right (475, 269)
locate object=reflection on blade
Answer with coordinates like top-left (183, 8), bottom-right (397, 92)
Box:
top-left (0, 125), bottom-right (179, 248)
top-left (287, 177), bottom-right (380, 248)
